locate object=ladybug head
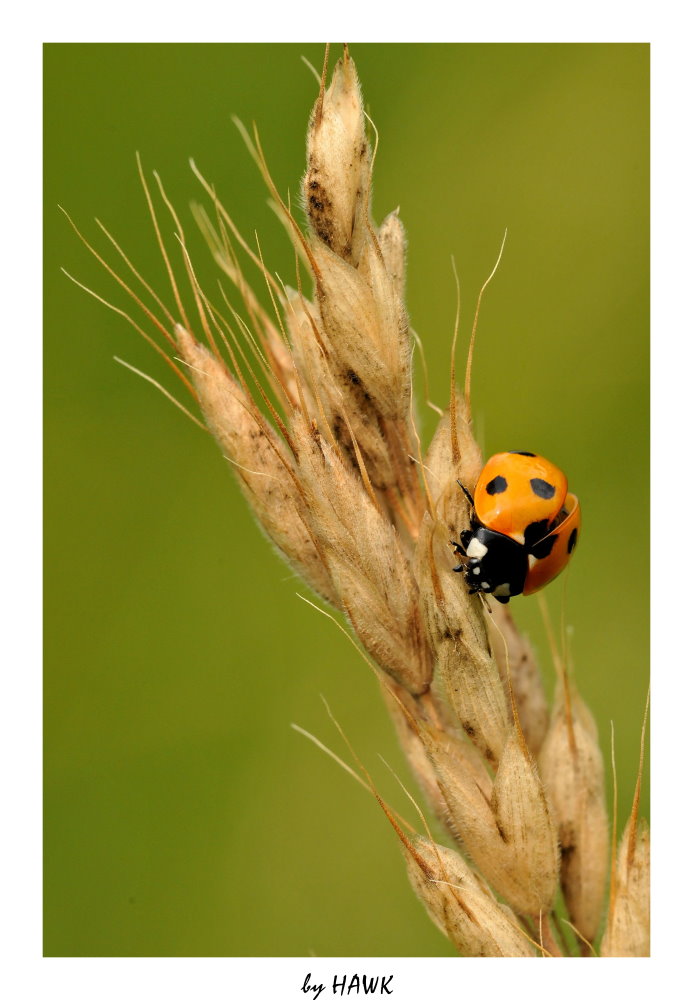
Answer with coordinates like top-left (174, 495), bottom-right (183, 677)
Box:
top-left (461, 526), bottom-right (528, 604)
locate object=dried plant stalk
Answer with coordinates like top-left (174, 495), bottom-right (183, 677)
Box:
top-left (73, 44), bottom-right (648, 957)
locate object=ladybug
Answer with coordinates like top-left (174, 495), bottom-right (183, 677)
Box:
top-left (452, 451), bottom-right (581, 603)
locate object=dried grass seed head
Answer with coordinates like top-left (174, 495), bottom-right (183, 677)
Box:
top-left (74, 46), bottom-right (648, 958)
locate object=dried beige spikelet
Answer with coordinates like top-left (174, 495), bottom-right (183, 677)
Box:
top-left (419, 723), bottom-right (500, 851)
top-left (491, 730), bottom-right (560, 915)
top-left (424, 392), bottom-right (483, 512)
top-left (312, 240), bottom-right (411, 422)
top-left (281, 289), bottom-right (331, 420)
top-left (601, 818), bottom-right (650, 957)
top-left (488, 604), bottom-right (549, 757)
top-left (539, 691), bottom-right (608, 944)
top-left (304, 49), bottom-right (370, 265)
top-left (420, 721), bottom-right (558, 917)
top-left (291, 417), bottom-right (432, 694)
top-left (304, 236), bottom-right (420, 528)
top-left (304, 58), bottom-right (411, 419)
top-left (359, 235), bottom-right (411, 374)
top-left (381, 679), bottom-right (456, 821)
top-left (283, 287), bottom-right (398, 493)
top-left (385, 671), bottom-right (558, 926)
top-left (382, 675), bottom-right (497, 840)
top-left (404, 836), bottom-right (535, 956)
top-left (175, 326), bottom-right (337, 604)
top-left (416, 512), bottom-right (511, 764)
top-left (298, 56), bottom-right (420, 527)
top-left (420, 716), bottom-right (494, 801)
top-left (376, 210), bottom-right (407, 303)
top-left (331, 560), bottom-right (429, 694)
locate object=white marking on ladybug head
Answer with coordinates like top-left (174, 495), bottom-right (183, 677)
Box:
top-left (472, 566), bottom-right (480, 575)
top-left (467, 537), bottom-right (488, 560)
top-left (493, 583), bottom-right (511, 597)
top-left (481, 581), bottom-right (491, 590)
top-left (527, 554), bottom-right (538, 570)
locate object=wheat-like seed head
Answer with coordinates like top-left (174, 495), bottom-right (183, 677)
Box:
top-left (69, 44), bottom-right (649, 958)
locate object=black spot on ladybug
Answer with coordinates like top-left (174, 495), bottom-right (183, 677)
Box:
top-left (530, 477), bottom-right (556, 499)
top-left (531, 533), bottom-right (558, 560)
top-left (509, 451), bottom-right (536, 457)
top-left (567, 528), bottom-right (578, 554)
top-left (485, 475), bottom-right (508, 495)
top-left (524, 519), bottom-right (550, 548)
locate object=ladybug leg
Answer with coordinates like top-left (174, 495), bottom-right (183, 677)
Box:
top-left (451, 528), bottom-right (473, 572)
top-left (451, 540), bottom-right (466, 572)
top-left (456, 480), bottom-right (475, 509)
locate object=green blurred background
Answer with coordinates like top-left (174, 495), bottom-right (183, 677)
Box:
top-left (44, 44), bottom-right (649, 956)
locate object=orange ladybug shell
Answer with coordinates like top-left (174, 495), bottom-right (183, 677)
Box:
top-left (474, 452), bottom-right (568, 544)
top-left (524, 492), bottom-right (581, 595)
